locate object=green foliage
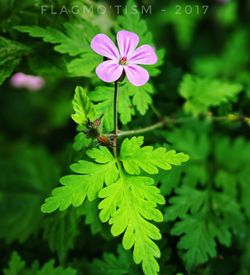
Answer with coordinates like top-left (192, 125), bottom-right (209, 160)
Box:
top-left (179, 74), bottom-right (242, 115)
top-left (0, 144), bottom-right (59, 243)
top-left (89, 82), bottom-right (156, 131)
top-left (15, 22), bottom-right (102, 77)
top-left (82, 200), bottom-right (103, 235)
top-left (0, 36), bottom-right (29, 85)
top-left (116, 0), bottom-right (152, 45)
top-left (120, 136), bottom-right (189, 175)
top-left (89, 245), bottom-right (141, 275)
top-left (43, 207), bottom-right (84, 263)
top-left (163, 124), bottom-right (248, 270)
top-left (159, 3), bottom-right (202, 49)
top-left (0, 0), bottom-right (250, 275)
top-left (99, 172), bottom-right (164, 275)
top-left (15, 23), bottom-right (90, 56)
top-left (42, 133), bottom-right (189, 275)
top-left (3, 252), bottom-right (25, 275)
top-left (4, 251), bottom-right (76, 275)
top-left (41, 146), bottom-right (118, 213)
top-left (73, 131), bottom-right (91, 151)
top-left (71, 86), bottom-right (95, 126)
top-left (192, 29), bottom-right (250, 95)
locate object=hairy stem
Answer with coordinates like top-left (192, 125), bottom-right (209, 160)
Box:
top-left (118, 121), bottom-right (164, 137)
top-left (113, 81), bottom-right (119, 157)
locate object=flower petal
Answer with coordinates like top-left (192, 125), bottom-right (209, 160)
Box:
top-left (91, 34), bottom-right (120, 61)
top-left (96, 60), bottom-right (123, 83)
top-left (117, 30), bottom-right (139, 58)
top-left (129, 45), bottom-right (158, 65)
top-left (124, 64), bottom-right (149, 86)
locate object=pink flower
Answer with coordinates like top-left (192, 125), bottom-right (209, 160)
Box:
top-left (10, 72), bottom-right (45, 91)
top-left (91, 30), bottom-right (157, 86)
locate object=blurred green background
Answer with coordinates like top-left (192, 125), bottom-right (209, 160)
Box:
top-left (0, 0), bottom-right (250, 274)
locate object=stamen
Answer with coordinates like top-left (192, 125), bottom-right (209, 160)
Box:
top-left (119, 56), bottom-right (127, 65)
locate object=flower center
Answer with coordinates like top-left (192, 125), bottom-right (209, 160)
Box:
top-left (119, 56), bottom-right (127, 65)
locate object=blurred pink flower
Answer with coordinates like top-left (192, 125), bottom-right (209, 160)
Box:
top-left (10, 72), bottom-right (45, 91)
top-left (91, 30), bottom-right (157, 86)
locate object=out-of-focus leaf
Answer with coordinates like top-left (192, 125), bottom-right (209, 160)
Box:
top-left (0, 36), bottom-right (29, 85)
top-left (179, 74), bottom-right (242, 115)
top-left (0, 144), bottom-right (59, 243)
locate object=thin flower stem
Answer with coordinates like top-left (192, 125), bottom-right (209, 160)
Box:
top-left (118, 122), bottom-right (164, 137)
top-left (107, 113), bottom-right (249, 139)
top-left (113, 81), bottom-right (119, 157)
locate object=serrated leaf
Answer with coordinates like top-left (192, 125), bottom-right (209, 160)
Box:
top-left (120, 136), bottom-right (189, 175)
top-left (15, 22), bottom-right (101, 77)
top-left (130, 83), bottom-right (154, 115)
top-left (164, 186), bottom-right (207, 221)
top-left (171, 215), bottom-right (217, 270)
top-left (116, 0), bottom-right (152, 45)
top-left (3, 251), bottom-right (25, 275)
top-left (90, 245), bottom-right (141, 275)
top-left (67, 53), bottom-right (102, 77)
top-left (179, 74), bottom-right (242, 115)
top-left (41, 147), bottom-right (118, 213)
top-left (4, 252), bottom-right (76, 275)
top-left (71, 86), bottom-right (95, 125)
top-left (89, 85), bottom-right (134, 131)
top-left (73, 132), bottom-right (91, 151)
top-left (98, 172), bottom-right (165, 275)
top-left (15, 23), bottom-right (88, 56)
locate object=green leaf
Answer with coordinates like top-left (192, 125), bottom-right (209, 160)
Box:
top-left (161, 123), bottom-right (210, 187)
top-left (35, 260), bottom-right (76, 275)
top-left (3, 251), bottom-right (25, 275)
top-left (89, 86), bottom-right (114, 131)
top-left (41, 146), bottom-right (118, 213)
top-left (99, 171), bottom-right (165, 275)
top-left (164, 186), bottom-right (207, 221)
top-left (73, 132), bottom-right (91, 151)
top-left (89, 82), bottom-right (157, 129)
top-left (171, 215), bottom-right (217, 270)
top-left (4, 252), bottom-right (77, 275)
top-left (179, 74), bottom-right (242, 115)
top-left (89, 85), bottom-right (135, 131)
top-left (116, 0), bottom-right (153, 45)
top-left (71, 86), bottom-right (95, 126)
top-left (120, 136), bottom-right (189, 175)
top-left (15, 23), bottom-right (88, 56)
top-left (171, 211), bottom-right (233, 270)
top-left (43, 207), bottom-right (84, 263)
top-left (90, 245), bottom-right (141, 275)
top-left (0, 145), bottom-right (59, 243)
top-left (15, 22), bottom-right (101, 77)
top-left (192, 30), bottom-right (249, 81)
top-left (0, 36), bottom-right (29, 85)
top-left (67, 53), bottom-right (102, 77)
top-left (130, 83), bottom-right (154, 115)
top-left (82, 200), bottom-right (103, 235)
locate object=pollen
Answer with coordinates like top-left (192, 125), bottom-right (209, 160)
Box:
top-left (119, 56), bottom-right (127, 65)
